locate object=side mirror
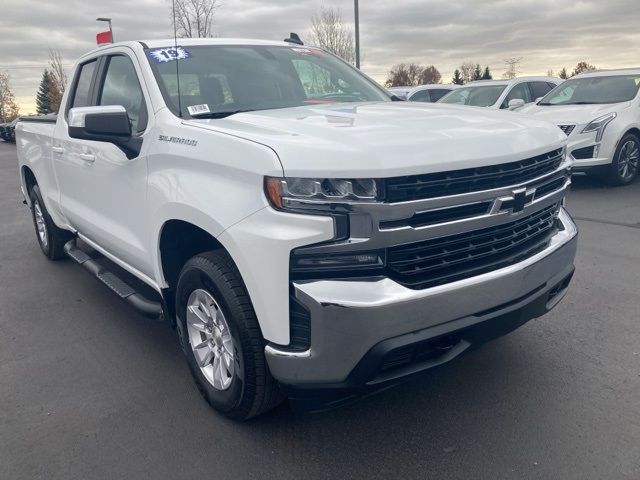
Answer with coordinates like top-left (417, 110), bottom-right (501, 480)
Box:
top-left (507, 98), bottom-right (526, 110)
top-left (68, 106), bottom-right (141, 159)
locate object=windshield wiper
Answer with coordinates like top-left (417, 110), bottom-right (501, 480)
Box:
top-left (539, 101), bottom-right (600, 106)
top-left (189, 109), bottom-right (255, 119)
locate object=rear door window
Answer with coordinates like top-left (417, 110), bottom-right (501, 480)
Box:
top-left (409, 90), bottom-right (431, 102)
top-left (429, 89), bottom-right (450, 102)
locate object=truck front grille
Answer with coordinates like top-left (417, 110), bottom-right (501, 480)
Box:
top-left (386, 204), bottom-right (560, 290)
top-left (383, 149), bottom-right (563, 203)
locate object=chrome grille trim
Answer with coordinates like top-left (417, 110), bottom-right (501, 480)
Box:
top-left (298, 158), bottom-right (572, 256)
top-left (383, 149), bottom-right (564, 203)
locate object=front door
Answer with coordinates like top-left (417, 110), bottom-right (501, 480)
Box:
top-left (53, 51), bottom-right (153, 277)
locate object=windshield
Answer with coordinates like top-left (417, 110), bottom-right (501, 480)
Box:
top-left (438, 85), bottom-right (507, 107)
top-left (145, 45), bottom-right (390, 118)
top-left (539, 74), bottom-right (640, 105)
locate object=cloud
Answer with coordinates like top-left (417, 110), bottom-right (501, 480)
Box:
top-left (1, 0), bottom-right (638, 112)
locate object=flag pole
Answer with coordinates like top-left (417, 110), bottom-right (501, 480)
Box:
top-left (354, 0), bottom-right (360, 69)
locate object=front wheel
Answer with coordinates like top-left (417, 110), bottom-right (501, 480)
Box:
top-left (605, 134), bottom-right (639, 186)
top-left (175, 251), bottom-right (284, 420)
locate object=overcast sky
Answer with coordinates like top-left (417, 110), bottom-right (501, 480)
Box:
top-left (1, 0), bottom-right (639, 113)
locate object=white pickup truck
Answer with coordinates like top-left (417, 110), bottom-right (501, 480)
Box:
top-left (16, 38), bottom-right (577, 419)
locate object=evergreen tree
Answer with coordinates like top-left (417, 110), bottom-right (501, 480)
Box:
top-left (452, 69), bottom-right (464, 85)
top-left (482, 66), bottom-right (493, 80)
top-left (36, 70), bottom-right (54, 114)
top-left (558, 67), bottom-right (569, 80)
top-left (472, 64), bottom-right (483, 81)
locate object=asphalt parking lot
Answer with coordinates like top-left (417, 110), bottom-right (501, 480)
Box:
top-left (1, 141), bottom-right (639, 480)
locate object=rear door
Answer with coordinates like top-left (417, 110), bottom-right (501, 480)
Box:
top-left (53, 50), bottom-right (154, 277)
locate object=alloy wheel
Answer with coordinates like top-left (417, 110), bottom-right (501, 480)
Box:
top-left (185, 288), bottom-right (236, 391)
top-left (618, 139), bottom-right (639, 181)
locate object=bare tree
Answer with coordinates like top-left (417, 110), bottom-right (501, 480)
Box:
top-left (459, 62), bottom-right (476, 84)
top-left (571, 61), bottom-right (597, 77)
top-left (310, 7), bottom-right (355, 65)
top-left (47, 49), bottom-right (67, 113)
top-left (546, 69), bottom-right (555, 77)
top-left (171, 0), bottom-right (220, 38)
top-left (502, 57), bottom-right (523, 79)
top-left (386, 63), bottom-right (423, 87)
top-left (418, 65), bottom-right (442, 85)
top-left (0, 71), bottom-right (20, 122)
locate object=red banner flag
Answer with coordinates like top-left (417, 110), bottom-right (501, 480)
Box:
top-left (96, 31), bottom-right (112, 45)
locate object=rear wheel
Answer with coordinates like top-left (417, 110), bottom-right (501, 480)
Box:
top-left (175, 251), bottom-right (284, 420)
top-left (29, 185), bottom-right (72, 260)
top-left (605, 134), bottom-right (639, 185)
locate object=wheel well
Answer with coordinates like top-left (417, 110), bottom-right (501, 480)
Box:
top-left (22, 166), bottom-right (37, 195)
top-left (624, 127), bottom-right (640, 142)
top-left (159, 220), bottom-right (223, 290)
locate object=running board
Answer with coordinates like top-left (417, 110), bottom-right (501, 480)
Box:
top-left (64, 240), bottom-right (164, 320)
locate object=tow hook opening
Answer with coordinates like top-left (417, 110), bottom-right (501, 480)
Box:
top-left (547, 271), bottom-right (574, 308)
top-left (379, 333), bottom-right (463, 373)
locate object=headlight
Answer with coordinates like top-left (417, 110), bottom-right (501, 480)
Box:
top-left (291, 250), bottom-right (385, 274)
top-left (264, 177), bottom-right (381, 211)
top-left (581, 113), bottom-right (616, 142)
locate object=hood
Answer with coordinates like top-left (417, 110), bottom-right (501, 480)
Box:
top-left (185, 102), bottom-right (566, 178)
top-left (517, 102), bottom-right (628, 126)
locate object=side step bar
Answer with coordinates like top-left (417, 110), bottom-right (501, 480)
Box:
top-left (64, 240), bottom-right (164, 320)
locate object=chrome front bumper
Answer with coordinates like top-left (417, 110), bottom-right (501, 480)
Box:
top-left (266, 208), bottom-right (578, 386)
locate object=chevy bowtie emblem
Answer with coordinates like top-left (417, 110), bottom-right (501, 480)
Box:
top-left (493, 187), bottom-right (536, 214)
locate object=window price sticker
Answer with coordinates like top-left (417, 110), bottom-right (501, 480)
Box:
top-left (187, 104), bottom-right (211, 116)
top-left (147, 46), bottom-right (192, 63)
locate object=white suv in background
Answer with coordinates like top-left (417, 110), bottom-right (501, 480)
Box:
top-left (518, 69), bottom-right (640, 185)
top-left (439, 77), bottom-right (563, 110)
top-left (406, 84), bottom-right (459, 103)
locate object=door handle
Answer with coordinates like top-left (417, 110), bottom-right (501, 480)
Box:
top-left (79, 153), bottom-right (96, 164)
top-left (52, 146), bottom-right (64, 154)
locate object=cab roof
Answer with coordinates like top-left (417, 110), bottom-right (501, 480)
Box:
top-left (141, 38), bottom-right (294, 48)
top-left (84, 38), bottom-right (297, 56)
top-left (575, 68), bottom-right (640, 78)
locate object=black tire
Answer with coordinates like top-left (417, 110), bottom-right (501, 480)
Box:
top-left (175, 251), bottom-right (284, 420)
top-left (605, 133), bottom-right (639, 186)
top-left (29, 185), bottom-right (73, 260)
